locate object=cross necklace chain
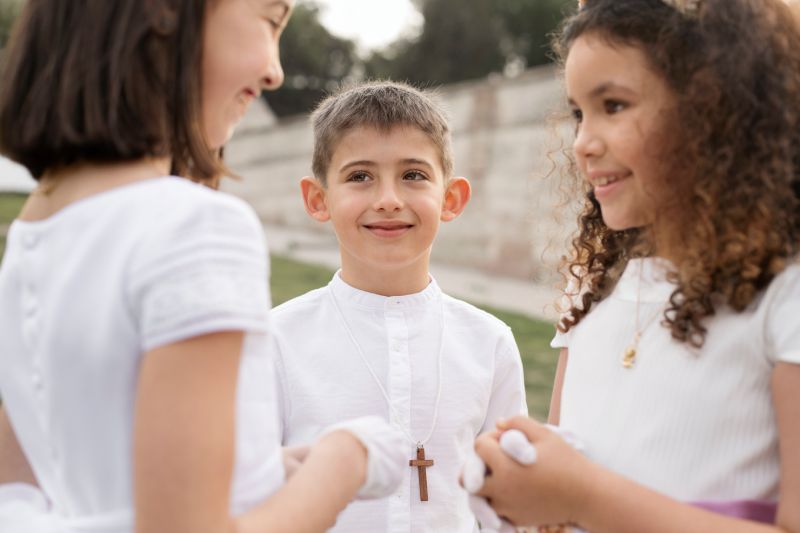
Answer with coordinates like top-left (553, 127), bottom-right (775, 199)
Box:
top-left (329, 286), bottom-right (444, 502)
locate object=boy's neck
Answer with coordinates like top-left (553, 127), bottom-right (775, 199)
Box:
top-left (339, 260), bottom-right (431, 297)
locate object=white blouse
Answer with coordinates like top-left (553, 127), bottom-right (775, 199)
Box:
top-left (553, 258), bottom-right (800, 502)
top-left (0, 177), bottom-right (284, 532)
top-left (271, 273), bottom-right (528, 532)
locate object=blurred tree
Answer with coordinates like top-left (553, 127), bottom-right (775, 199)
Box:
top-left (364, 0), bottom-right (503, 86)
top-left (264, 2), bottom-right (358, 118)
top-left (364, 0), bottom-right (572, 86)
top-left (0, 0), bottom-right (23, 50)
top-left (497, 0), bottom-right (573, 69)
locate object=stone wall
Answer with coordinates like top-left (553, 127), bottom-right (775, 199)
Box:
top-left (223, 65), bottom-right (578, 283)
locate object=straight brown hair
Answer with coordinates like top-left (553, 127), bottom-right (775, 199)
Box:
top-left (0, 0), bottom-right (226, 185)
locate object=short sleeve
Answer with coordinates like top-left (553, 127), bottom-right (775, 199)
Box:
top-left (480, 326), bottom-right (528, 433)
top-left (765, 263), bottom-right (800, 364)
top-left (127, 195), bottom-right (271, 352)
top-left (551, 275), bottom-right (582, 349)
top-left (550, 327), bottom-right (570, 349)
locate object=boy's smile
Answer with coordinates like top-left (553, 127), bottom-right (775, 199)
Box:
top-left (362, 219), bottom-right (415, 239)
top-left (301, 125), bottom-right (470, 295)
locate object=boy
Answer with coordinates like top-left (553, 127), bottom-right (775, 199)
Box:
top-left (271, 81), bottom-right (527, 532)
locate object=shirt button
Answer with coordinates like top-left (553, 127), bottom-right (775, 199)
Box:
top-left (392, 342), bottom-right (403, 352)
top-left (25, 300), bottom-right (38, 318)
top-left (31, 371), bottom-right (43, 390)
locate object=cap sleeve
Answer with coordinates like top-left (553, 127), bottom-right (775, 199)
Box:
top-left (126, 195), bottom-right (271, 352)
top-left (765, 263), bottom-right (800, 365)
top-left (550, 327), bottom-right (570, 349)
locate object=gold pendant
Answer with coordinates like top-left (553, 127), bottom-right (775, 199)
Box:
top-left (622, 346), bottom-right (636, 368)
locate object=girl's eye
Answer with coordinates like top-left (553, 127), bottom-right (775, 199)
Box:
top-left (571, 108), bottom-right (583, 123)
top-left (263, 16), bottom-right (284, 32)
top-left (347, 172), bottom-right (371, 183)
top-left (403, 170), bottom-right (428, 181)
top-left (604, 99), bottom-right (626, 114)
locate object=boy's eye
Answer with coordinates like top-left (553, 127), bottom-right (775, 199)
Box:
top-left (347, 172), bottom-right (371, 183)
top-left (604, 99), bottom-right (626, 114)
top-left (403, 170), bottom-right (428, 181)
top-left (571, 107), bottom-right (583, 123)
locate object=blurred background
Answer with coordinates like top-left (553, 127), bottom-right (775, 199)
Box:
top-left (0, 0), bottom-right (579, 417)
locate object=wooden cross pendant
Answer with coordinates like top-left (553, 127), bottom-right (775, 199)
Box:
top-left (409, 445), bottom-right (434, 501)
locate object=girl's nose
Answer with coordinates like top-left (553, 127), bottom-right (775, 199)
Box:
top-left (573, 122), bottom-right (605, 160)
top-left (261, 50), bottom-right (285, 91)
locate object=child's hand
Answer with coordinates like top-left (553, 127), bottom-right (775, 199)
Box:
top-left (281, 446), bottom-right (310, 480)
top-left (462, 429), bottom-right (537, 532)
top-left (474, 417), bottom-right (593, 528)
top-left (319, 416), bottom-right (406, 500)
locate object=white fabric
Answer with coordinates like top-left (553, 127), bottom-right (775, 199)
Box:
top-left (0, 177), bottom-right (284, 531)
top-left (464, 429), bottom-right (534, 533)
top-left (498, 430), bottom-right (538, 465)
top-left (272, 272), bottom-right (528, 533)
top-left (320, 416), bottom-right (407, 499)
top-left (552, 257), bottom-right (800, 502)
top-left (464, 426), bottom-right (583, 533)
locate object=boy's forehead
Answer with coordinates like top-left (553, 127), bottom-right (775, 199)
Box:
top-left (328, 124), bottom-right (446, 171)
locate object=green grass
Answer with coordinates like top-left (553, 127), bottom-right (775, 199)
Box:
top-left (0, 193), bottom-right (27, 260)
top-left (270, 255), bottom-right (558, 419)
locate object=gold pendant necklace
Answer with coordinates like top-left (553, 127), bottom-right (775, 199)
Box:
top-left (622, 260), bottom-right (661, 369)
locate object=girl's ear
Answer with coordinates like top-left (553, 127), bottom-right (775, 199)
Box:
top-left (441, 177), bottom-right (471, 222)
top-left (300, 177), bottom-right (330, 222)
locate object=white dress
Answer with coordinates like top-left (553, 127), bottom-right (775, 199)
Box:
top-left (553, 257), bottom-right (800, 504)
top-left (0, 177), bottom-right (284, 532)
top-left (272, 273), bottom-right (528, 532)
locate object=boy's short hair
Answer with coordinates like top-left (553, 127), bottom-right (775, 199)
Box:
top-left (0, 0), bottom-right (224, 184)
top-left (310, 80), bottom-right (454, 184)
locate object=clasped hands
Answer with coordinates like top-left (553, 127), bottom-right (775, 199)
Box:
top-left (462, 417), bottom-right (588, 532)
top-left (281, 416), bottom-right (589, 530)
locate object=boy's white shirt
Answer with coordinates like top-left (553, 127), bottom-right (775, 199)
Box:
top-left (271, 272), bottom-right (528, 533)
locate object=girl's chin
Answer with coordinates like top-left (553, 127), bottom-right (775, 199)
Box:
top-left (600, 212), bottom-right (649, 231)
top-left (206, 126), bottom-right (235, 151)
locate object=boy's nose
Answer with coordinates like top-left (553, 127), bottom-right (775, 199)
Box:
top-left (373, 182), bottom-right (403, 211)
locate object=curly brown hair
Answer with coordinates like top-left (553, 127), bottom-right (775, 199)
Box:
top-left (554, 0), bottom-right (800, 347)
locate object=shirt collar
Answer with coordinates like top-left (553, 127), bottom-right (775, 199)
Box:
top-left (328, 270), bottom-right (442, 310)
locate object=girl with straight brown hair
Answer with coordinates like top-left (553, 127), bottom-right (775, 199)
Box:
top-left (0, 1), bottom-right (404, 532)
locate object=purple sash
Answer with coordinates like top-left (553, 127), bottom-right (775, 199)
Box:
top-left (692, 500), bottom-right (777, 524)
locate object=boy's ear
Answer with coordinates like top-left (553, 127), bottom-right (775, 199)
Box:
top-left (441, 177), bottom-right (471, 222)
top-left (300, 176), bottom-right (330, 222)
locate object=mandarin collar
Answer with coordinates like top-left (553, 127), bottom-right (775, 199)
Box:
top-left (328, 270), bottom-right (442, 310)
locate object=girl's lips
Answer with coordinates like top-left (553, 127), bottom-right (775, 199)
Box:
top-left (592, 174), bottom-right (631, 200)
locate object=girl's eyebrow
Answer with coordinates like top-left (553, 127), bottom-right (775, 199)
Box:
top-left (588, 81), bottom-right (637, 98)
top-left (568, 81), bottom-right (638, 105)
top-left (263, 0), bottom-right (291, 20)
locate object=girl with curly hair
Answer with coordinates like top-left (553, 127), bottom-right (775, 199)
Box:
top-left (468, 0), bottom-right (800, 531)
